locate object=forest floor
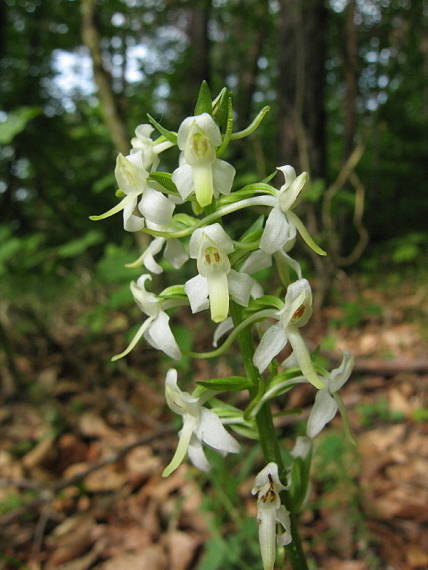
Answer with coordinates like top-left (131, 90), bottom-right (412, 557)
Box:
top-left (1, 275), bottom-right (428, 570)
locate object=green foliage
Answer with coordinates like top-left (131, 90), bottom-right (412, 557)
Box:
top-left (331, 299), bottom-right (383, 328)
top-left (356, 398), bottom-right (405, 428)
top-left (0, 107), bottom-right (39, 143)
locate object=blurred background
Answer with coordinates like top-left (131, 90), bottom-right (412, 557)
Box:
top-left (0, 1), bottom-right (427, 569)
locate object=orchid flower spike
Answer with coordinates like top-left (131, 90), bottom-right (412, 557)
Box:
top-left (185, 223), bottom-right (260, 323)
top-left (90, 151), bottom-right (175, 232)
top-left (130, 123), bottom-right (174, 171)
top-left (111, 274), bottom-right (182, 361)
top-left (162, 369), bottom-right (240, 477)
top-left (172, 113), bottom-right (235, 207)
top-left (253, 279), bottom-right (324, 389)
top-left (307, 351), bottom-right (354, 438)
top-left (252, 462), bottom-right (292, 570)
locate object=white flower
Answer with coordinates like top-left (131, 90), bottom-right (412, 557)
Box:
top-left (307, 351), bottom-right (354, 438)
top-left (240, 224), bottom-right (302, 281)
top-left (162, 369), bottom-right (240, 477)
top-left (253, 279), bottom-right (324, 389)
top-left (252, 462), bottom-right (292, 570)
top-left (130, 123), bottom-right (174, 171)
top-left (91, 151), bottom-right (175, 232)
top-left (172, 113), bottom-right (235, 207)
top-left (184, 223), bottom-right (259, 323)
top-left (111, 274), bottom-right (181, 361)
top-left (126, 236), bottom-right (188, 274)
top-left (260, 165), bottom-right (308, 255)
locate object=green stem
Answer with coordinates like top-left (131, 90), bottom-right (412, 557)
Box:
top-left (230, 303), bottom-right (309, 570)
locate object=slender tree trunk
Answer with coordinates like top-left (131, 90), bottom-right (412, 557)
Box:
top-left (343, 0), bottom-right (358, 160)
top-left (187, 0), bottom-right (211, 97)
top-left (277, 0), bottom-right (327, 179)
top-left (236, 1), bottom-right (269, 128)
top-left (81, 0), bottom-right (129, 154)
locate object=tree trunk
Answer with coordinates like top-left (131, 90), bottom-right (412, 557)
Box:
top-left (186, 0), bottom-right (211, 98)
top-left (81, 0), bottom-right (129, 154)
top-left (343, 0), bottom-right (358, 160)
top-left (277, 0), bottom-right (327, 179)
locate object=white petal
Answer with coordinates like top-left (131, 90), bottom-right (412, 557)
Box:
top-left (164, 238), bottom-right (188, 269)
top-left (115, 152), bottom-right (148, 194)
top-left (306, 389), bottom-right (338, 438)
top-left (165, 369), bottom-right (199, 416)
top-left (260, 207), bottom-right (292, 255)
top-left (275, 250), bottom-right (302, 280)
top-left (123, 195), bottom-right (145, 232)
top-left (253, 324), bottom-right (288, 374)
top-left (162, 415), bottom-right (197, 477)
top-left (252, 462), bottom-right (285, 495)
top-left (144, 311), bottom-right (181, 359)
top-left (138, 187), bottom-right (175, 226)
top-left (212, 158), bottom-right (236, 196)
top-left (287, 326), bottom-right (324, 389)
top-left (250, 279), bottom-right (264, 299)
top-left (213, 317), bottom-right (234, 347)
top-left (279, 171), bottom-right (308, 211)
top-left (190, 224), bottom-right (235, 258)
top-left (228, 269), bottom-right (252, 307)
top-left (198, 408), bottom-right (240, 454)
top-left (276, 506), bottom-right (292, 546)
top-left (277, 165), bottom-right (296, 189)
top-left (138, 238), bottom-right (165, 275)
top-left (111, 317), bottom-right (154, 361)
top-left (172, 163), bottom-right (194, 200)
top-left (187, 435), bottom-right (211, 472)
top-left (178, 113), bottom-right (222, 149)
top-left (290, 436), bottom-right (312, 459)
top-left (328, 351), bottom-right (354, 393)
top-left (280, 279), bottom-right (312, 328)
top-left (240, 250), bottom-right (272, 274)
top-left (207, 271), bottom-right (230, 323)
top-left (131, 274), bottom-right (160, 316)
top-left (258, 503), bottom-right (277, 570)
top-left (184, 274), bottom-right (209, 313)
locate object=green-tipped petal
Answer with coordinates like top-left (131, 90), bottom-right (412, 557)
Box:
top-left (207, 271), bottom-right (229, 323)
top-left (287, 210), bottom-right (327, 256)
top-left (162, 415), bottom-right (197, 477)
top-left (286, 326), bottom-right (324, 389)
top-left (192, 164), bottom-right (214, 207)
top-left (111, 317), bottom-right (154, 361)
top-left (89, 195), bottom-right (131, 221)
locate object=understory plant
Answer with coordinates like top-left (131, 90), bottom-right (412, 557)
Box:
top-left (91, 83), bottom-right (354, 570)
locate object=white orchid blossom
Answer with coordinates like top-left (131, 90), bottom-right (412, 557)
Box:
top-left (111, 274), bottom-right (182, 361)
top-left (241, 224), bottom-right (302, 280)
top-left (130, 123), bottom-right (174, 171)
top-left (252, 462), bottom-right (292, 570)
top-left (184, 223), bottom-right (260, 323)
top-left (253, 279), bottom-right (324, 389)
top-left (125, 236), bottom-right (188, 274)
top-left (172, 113), bottom-right (235, 207)
top-left (90, 151), bottom-right (175, 232)
top-left (307, 351), bottom-right (354, 438)
top-left (162, 369), bottom-right (240, 477)
top-left (260, 165), bottom-right (320, 256)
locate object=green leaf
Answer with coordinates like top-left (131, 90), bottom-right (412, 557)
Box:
top-left (0, 107), bottom-right (40, 144)
top-left (148, 172), bottom-right (179, 195)
top-left (56, 230), bottom-right (103, 258)
top-left (147, 114), bottom-right (177, 143)
top-left (216, 95), bottom-right (234, 157)
top-left (194, 80), bottom-right (213, 115)
top-left (212, 88), bottom-right (230, 129)
top-left (246, 295), bottom-right (284, 312)
top-left (197, 376), bottom-right (252, 392)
